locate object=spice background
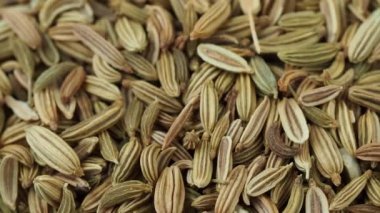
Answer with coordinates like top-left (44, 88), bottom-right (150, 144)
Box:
top-left (0, 0), bottom-right (380, 212)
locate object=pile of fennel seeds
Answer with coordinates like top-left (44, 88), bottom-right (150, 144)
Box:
top-left (0, 0), bottom-right (380, 212)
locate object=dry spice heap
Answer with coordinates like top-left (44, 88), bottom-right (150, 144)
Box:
top-left (0, 0), bottom-right (380, 212)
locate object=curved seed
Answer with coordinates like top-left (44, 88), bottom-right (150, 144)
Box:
top-left (0, 144), bottom-right (33, 167)
top-left (266, 122), bottom-right (300, 158)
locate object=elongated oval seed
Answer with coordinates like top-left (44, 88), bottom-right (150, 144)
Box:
top-left (348, 9), bottom-right (380, 63)
top-left (294, 141), bottom-right (312, 179)
top-left (34, 62), bottom-right (78, 92)
top-left (140, 144), bottom-right (161, 184)
top-left (4, 95), bottom-right (39, 121)
top-left (154, 166), bottom-right (185, 213)
top-left (346, 204), bottom-right (380, 212)
top-left (60, 66), bottom-right (86, 103)
top-left (112, 138), bottom-right (142, 183)
top-left (97, 130), bottom-right (119, 164)
top-left (84, 75), bottom-right (122, 101)
top-left (366, 176), bottom-right (380, 206)
top-left (156, 50), bottom-right (180, 97)
top-left (72, 24), bottom-right (132, 72)
top-left (246, 163), bottom-right (293, 197)
top-left (200, 81), bottom-right (219, 137)
top-left (0, 156), bottom-right (18, 211)
top-left (190, 0), bottom-right (231, 40)
top-left (163, 96), bottom-right (198, 149)
top-left (236, 74), bottom-right (256, 121)
top-left (310, 125), bottom-right (343, 186)
top-left (98, 180), bottom-right (152, 210)
top-left (33, 175), bottom-right (65, 208)
top-left (329, 170), bottom-right (372, 211)
top-left (216, 136), bottom-right (233, 189)
top-left (210, 112), bottom-right (231, 159)
top-left (236, 96), bottom-right (270, 151)
top-left (123, 80), bottom-right (183, 113)
top-left (115, 17), bottom-right (147, 52)
top-left (192, 139), bottom-right (213, 188)
top-left (283, 175), bottom-right (304, 213)
top-left (215, 165), bottom-right (247, 213)
top-left (141, 99), bottom-right (160, 146)
top-left (57, 184), bottom-right (75, 213)
top-left (250, 56), bottom-right (278, 98)
top-left (355, 143), bottom-right (380, 162)
top-left (60, 99), bottom-right (125, 141)
top-left (2, 10), bottom-right (41, 49)
top-left (191, 193), bottom-right (218, 211)
top-left (25, 126), bottom-right (83, 176)
top-left (278, 43), bottom-right (339, 68)
top-left (348, 84), bottom-right (380, 112)
top-left (299, 85), bottom-right (343, 107)
top-left (197, 44), bottom-right (252, 73)
top-left (337, 100), bottom-right (357, 155)
top-left (305, 180), bottom-right (329, 213)
top-left (278, 98), bottom-right (309, 144)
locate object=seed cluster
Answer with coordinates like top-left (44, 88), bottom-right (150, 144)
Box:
top-left (0, 0), bottom-right (380, 213)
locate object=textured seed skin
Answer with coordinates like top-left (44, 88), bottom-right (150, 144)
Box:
top-left (25, 126), bottom-right (83, 176)
top-left (2, 1), bottom-right (380, 212)
top-left (154, 166), bottom-right (185, 213)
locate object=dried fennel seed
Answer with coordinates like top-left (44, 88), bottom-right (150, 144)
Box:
top-left (0, 1), bottom-right (379, 212)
